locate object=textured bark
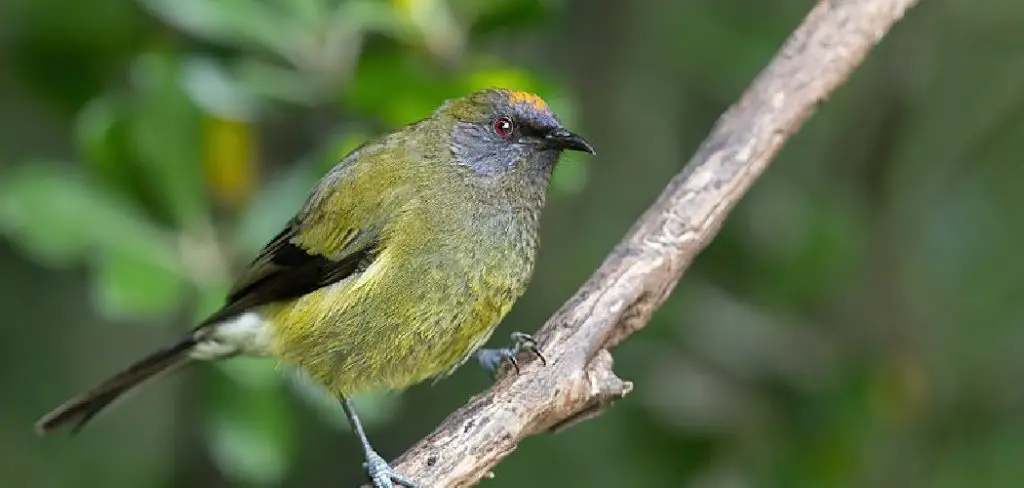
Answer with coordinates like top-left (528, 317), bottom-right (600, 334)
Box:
top-left (382, 0), bottom-right (923, 486)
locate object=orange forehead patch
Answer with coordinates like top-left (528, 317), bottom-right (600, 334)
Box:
top-left (507, 90), bottom-right (549, 113)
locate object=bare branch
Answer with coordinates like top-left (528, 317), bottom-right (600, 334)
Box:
top-left (384, 1), bottom-right (923, 486)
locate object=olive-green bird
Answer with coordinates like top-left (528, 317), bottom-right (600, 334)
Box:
top-left (36, 88), bottom-right (595, 488)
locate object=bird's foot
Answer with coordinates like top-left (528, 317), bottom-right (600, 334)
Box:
top-left (476, 331), bottom-right (547, 377)
top-left (364, 450), bottom-right (420, 488)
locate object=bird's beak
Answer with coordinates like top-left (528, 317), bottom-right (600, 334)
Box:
top-left (545, 128), bottom-right (596, 155)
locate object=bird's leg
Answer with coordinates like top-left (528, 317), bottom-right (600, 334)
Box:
top-left (476, 331), bottom-right (547, 378)
top-left (340, 397), bottom-right (421, 488)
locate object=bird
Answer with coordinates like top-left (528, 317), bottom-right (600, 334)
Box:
top-left (35, 88), bottom-right (595, 488)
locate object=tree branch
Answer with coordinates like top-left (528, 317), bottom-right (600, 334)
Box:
top-left (385, 0), bottom-right (922, 486)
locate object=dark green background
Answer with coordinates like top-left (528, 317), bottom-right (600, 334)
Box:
top-left (3, 0), bottom-right (1023, 487)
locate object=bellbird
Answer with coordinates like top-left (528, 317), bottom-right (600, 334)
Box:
top-left (36, 88), bottom-right (595, 488)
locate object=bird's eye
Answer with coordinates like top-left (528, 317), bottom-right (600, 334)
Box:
top-left (492, 116), bottom-right (514, 138)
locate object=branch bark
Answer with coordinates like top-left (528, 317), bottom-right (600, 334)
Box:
top-left (386, 0), bottom-right (922, 486)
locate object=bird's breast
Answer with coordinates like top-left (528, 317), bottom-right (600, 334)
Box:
top-left (262, 206), bottom-right (541, 396)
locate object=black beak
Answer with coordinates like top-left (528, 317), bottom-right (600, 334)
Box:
top-left (545, 128), bottom-right (596, 155)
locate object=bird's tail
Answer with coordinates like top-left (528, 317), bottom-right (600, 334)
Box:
top-left (35, 337), bottom-right (198, 435)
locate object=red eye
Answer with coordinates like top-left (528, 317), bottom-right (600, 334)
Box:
top-left (493, 116), bottom-right (514, 138)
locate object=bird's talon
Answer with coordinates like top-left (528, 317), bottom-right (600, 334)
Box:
top-left (528, 345), bottom-right (547, 366)
top-left (364, 450), bottom-right (420, 488)
top-left (510, 331), bottom-right (535, 347)
top-left (508, 354), bottom-right (521, 375)
top-left (511, 332), bottom-right (545, 365)
top-left (476, 331), bottom-right (545, 377)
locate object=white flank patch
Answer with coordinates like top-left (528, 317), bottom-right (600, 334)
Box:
top-left (190, 312), bottom-right (273, 360)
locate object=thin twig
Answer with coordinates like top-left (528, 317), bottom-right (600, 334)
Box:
top-left (381, 1), bottom-right (923, 486)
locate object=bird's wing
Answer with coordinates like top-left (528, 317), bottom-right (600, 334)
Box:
top-left (197, 143), bottom-right (403, 328)
top-left (196, 223), bottom-right (374, 328)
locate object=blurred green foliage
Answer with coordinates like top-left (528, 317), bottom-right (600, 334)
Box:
top-left (2, 0), bottom-right (1024, 487)
top-left (2, 1), bottom-right (587, 486)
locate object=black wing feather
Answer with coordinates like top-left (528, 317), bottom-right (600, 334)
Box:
top-left (198, 222), bottom-right (373, 328)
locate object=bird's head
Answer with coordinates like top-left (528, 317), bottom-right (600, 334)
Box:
top-left (437, 89), bottom-right (595, 177)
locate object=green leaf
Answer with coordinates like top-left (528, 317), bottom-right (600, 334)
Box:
top-left (182, 57), bottom-right (261, 121)
top-left (92, 249), bottom-right (183, 319)
top-left (232, 58), bottom-right (321, 106)
top-left (128, 52), bottom-right (208, 229)
top-left (141, 0), bottom-right (297, 59)
top-left (206, 390), bottom-right (293, 487)
top-left (75, 93), bottom-right (127, 181)
top-left (0, 164), bottom-right (181, 270)
top-left (329, 0), bottom-right (404, 36)
top-left (393, 0), bottom-right (466, 60)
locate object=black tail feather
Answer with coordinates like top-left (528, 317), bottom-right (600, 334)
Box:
top-left (35, 337), bottom-right (197, 435)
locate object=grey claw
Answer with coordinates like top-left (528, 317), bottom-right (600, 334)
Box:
top-left (510, 332), bottom-right (546, 366)
top-left (507, 354), bottom-right (521, 375)
top-left (364, 450), bottom-right (420, 488)
top-left (525, 343), bottom-right (546, 366)
top-left (476, 332), bottom-right (546, 378)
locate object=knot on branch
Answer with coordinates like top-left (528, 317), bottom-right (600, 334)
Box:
top-left (550, 349), bottom-right (633, 434)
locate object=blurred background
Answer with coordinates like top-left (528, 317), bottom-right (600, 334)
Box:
top-left (2, 0), bottom-right (1023, 487)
